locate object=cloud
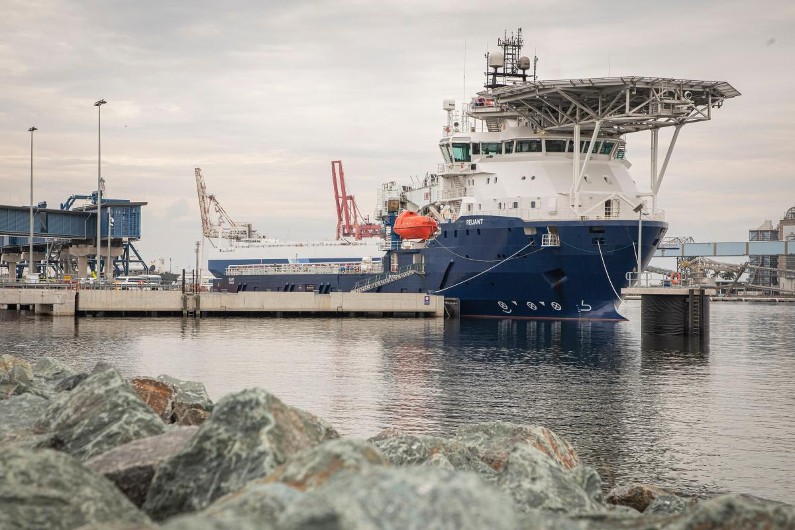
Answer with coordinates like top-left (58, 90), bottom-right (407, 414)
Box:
top-left (1, 0), bottom-right (794, 270)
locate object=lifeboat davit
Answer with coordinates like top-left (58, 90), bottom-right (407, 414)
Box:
top-left (393, 211), bottom-right (438, 240)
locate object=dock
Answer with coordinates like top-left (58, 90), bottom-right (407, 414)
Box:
top-left (0, 287), bottom-right (445, 318)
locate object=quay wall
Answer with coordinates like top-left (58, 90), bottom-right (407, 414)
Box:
top-left (0, 288), bottom-right (444, 317)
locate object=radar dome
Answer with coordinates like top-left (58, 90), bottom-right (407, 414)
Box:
top-left (443, 98), bottom-right (456, 111)
top-left (488, 51), bottom-right (505, 69)
top-left (518, 56), bottom-right (531, 70)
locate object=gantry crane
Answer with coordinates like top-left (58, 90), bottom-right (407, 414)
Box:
top-left (331, 160), bottom-right (381, 240)
top-left (195, 167), bottom-right (257, 244)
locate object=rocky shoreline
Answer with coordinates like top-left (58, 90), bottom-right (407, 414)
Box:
top-left (1, 354), bottom-right (793, 530)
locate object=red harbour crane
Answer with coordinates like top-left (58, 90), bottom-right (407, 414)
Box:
top-left (331, 160), bottom-right (381, 240)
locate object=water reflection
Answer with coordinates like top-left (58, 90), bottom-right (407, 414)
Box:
top-left (1, 301), bottom-right (794, 504)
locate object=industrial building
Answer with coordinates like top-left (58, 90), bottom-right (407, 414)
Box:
top-left (0, 193), bottom-right (147, 281)
top-left (748, 206), bottom-right (795, 295)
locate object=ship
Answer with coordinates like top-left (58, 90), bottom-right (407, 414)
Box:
top-left (213, 29), bottom-right (739, 320)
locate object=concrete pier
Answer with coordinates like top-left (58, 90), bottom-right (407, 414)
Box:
top-left (0, 288), bottom-right (445, 318)
top-left (623, 287), bottom-right (712, 336)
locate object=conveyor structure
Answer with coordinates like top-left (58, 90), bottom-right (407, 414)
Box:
top-left (0, 194), bottom-right (148, 280)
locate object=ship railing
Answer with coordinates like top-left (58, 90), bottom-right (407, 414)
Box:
top-left (226, 261), bottom-right (384, 276)
top-left (351, 263), bottom-right (425, 292)
top-left (457, 208), bottom-right (666, 223)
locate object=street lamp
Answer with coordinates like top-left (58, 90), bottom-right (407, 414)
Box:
top-left (94, 98), bottom-right (106, 280)
top-left (28, 126), bottom-right (37, 280)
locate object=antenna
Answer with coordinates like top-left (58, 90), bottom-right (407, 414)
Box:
top-left (462, 37), bottom-right (466, 130)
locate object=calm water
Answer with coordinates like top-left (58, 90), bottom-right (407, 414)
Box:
top-left (3, 300), bottom-right (794, 504)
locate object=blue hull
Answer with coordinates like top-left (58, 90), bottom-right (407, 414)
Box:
top-left (215, 216), bottom-right (667, 321)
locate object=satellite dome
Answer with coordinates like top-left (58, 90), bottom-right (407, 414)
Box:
top-left (488, 51), bottom-right (505, 69)
top-left (518, 56), bottom-right (531, 70)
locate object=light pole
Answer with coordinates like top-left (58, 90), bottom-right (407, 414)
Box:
top-left (94, 99), bottom-right (106, 280)
top-left (28, 126), bottom-right (37, 280)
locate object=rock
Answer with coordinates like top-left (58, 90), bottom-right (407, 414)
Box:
top-left (159, 483), bottom-right (299, 529)
top-left (130, 377), bottom-right (177, 422)
top-left (454, 421), bottom-right (581, 471)
top-left (174, 404), bottom-right (211, 425)
top-left (369, 431), bottom-right (496, 480)
top-left (201, 483), bottom-right (301, 525)
top-left (32, 356), bottom-right (78, 382)
top-left (53, 372), bottom-right (89, 392)
top-left (142, 388), bottom-right (281, 520)
top-left (0, 393), bottom-right (52, 449)
top-left (0, 354), bottom-right (39, 398)
top-left (36, 367), bottom-right (167, 460)
top-left (569, 466), bottom-right (605, 504)
top-left (156, 374), bottom-right (214, 423)
top-left (260, 438), bottom-right (388, 491)
top-left (497, 444), bottom-right (603, 514)
top-left (85, 427), bottom-right (199, 506)
top-left (606, 484), bottom-right (671, 513)
top-left (644, 494), bottom-right (691, 515)
top-left (669, 493), bottom-right (795, 529)
top-left (160, 514), bottom-right (272, 530)
top-left (278, 466), bottom-right (522, 530)
top-left (75, 524), bottom-right (158, 530)
top-left (0, 448), bottom-right (151, 530)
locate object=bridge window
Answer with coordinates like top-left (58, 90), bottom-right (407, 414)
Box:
top-left (600, 141), bottom-right (615, 156)
top-left (516, 139), bottom-right (542, 153)
top-left (581, 141), bottom-right (600, 154)
top-left (439, 145), bottom-right (452, 163)
top-left (503, 141), bottom-right (514, 154)
top-left (452, 143), bottom-right (471, 162)
top-left (481, 142), bottom-right (501, 155)
top-left (472, 143), bottom-right (481, 155)
top-left (545, 139), bottom-right (566, 153)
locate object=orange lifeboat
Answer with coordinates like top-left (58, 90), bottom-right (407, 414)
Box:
top-left (393, 211), bottom-right (438, 240)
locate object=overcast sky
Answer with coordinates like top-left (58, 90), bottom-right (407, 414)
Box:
top-left (1, 0), bottom-right (793, 271)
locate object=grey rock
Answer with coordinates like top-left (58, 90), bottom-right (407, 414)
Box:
top-left (53, 372), bottom-right (89, 392)
top-left (666, 493), bottom-right (795, 529)
top-left (454, 421), bottom-right (581, 471)
top-left (201, 483), bottom-right (301, 524)
top-left (161, 514), bottom-right (273, 530)
top-left (32, 356), bottom-right (78, 381)
top-left (0, 393), bottom-right (51, 449)
top-left (369, 431), bottom-right (497, 480)
top-left (497, 444), bottom-right (603, 514)
top-left (260, 438), bottom-right (388, 491)
top-left (156, 374), bottom-right (214, 421)
top-left (0, 448), bottom-right (151, 530)
top-left (606, 483), bottom-right (671, 512)
top-left (0, 354), bottom-right (43, 398)
top-left (75, 524), bottom-right (158, 530)
top-left (174, 405), bottom-right (211, 425)
top-left (91, 360), bottom-right (116, 373)
top-left (520, 511), bottom-right (667, 530)
top-left (278, 466), bottom-right (522, 530)
top-left (36, 367), bottom-right (167, 460)
top-left (158, 483), bottom-right (299, 529)
top-left (569, 466), bottom-right (605, 504)
top-left (142, 388), bottom-right (280, 520)
top-left (644, 495), bottom-right (691, 515)
top-left (85, 426), bottom-right (199, 506)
